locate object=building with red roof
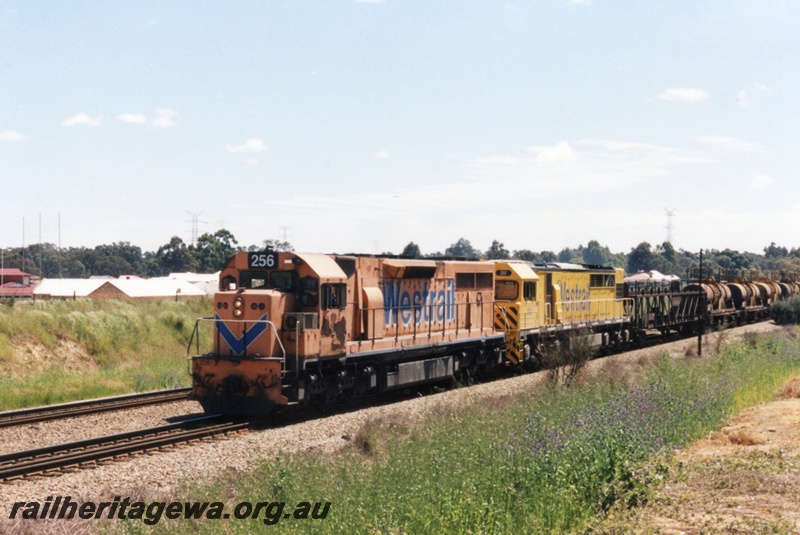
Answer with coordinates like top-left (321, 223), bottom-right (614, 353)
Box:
top-left (0, 268), bottom-right (31, 286)
top-left (0, 269), bottom-right (34, 299)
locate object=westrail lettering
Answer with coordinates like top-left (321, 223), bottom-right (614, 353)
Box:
top-left (381, 280), bottom-right (456, 327)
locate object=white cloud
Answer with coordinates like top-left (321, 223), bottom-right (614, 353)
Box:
top-left (151, 108), bottom-right (179, 128)
top-left (657, 88), bottom-right (709, 102)
top-left (117, 113), bottom-right (147, 124)
top-left (374, 149), bottom-right (390, 159)
top-left (451, 139), bottom-right (711, 208)
top-left (62, 113), bottom-right (102, 127)
top-left (225, 138), bottom-right (267, 153)
top-left (527, 141), bottom-right (576, 163)
top-left (735, 89), bottom-right (750, 108)
top-left (0, 131), bottom-right (25, 141)
top-left (695, 136), bottom-right (764, 152)
top-left (228, 138), bottom-right (792, 255)
top-left (568, 0), bottom-right (592, 5)
top-left (751, 174), bottom-right (773, 189)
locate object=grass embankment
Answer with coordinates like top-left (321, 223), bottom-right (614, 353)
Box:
top-left (0, 298), bottom-right (213, 410)
top-left (137, 328), bottom-right (800, 535)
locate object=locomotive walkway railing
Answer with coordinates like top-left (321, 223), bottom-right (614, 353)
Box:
top-left (187, 317), bottom-right (287, 375)
top-left (545, 298), bottom-right (631, 326)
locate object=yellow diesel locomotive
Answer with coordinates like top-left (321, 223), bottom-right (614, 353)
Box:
top-left (493, 261), bottom-right (628, 365)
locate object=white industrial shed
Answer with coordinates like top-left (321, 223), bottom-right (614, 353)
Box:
top-left (165, 272), bottom-right (220, 296)
top-left (34, 276), bottom-right (209, 300)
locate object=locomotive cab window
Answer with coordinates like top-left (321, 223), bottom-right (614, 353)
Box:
top-left (321, 283), bottom-right (347, 310)
top-left (523, 281), bottom-right (536, 300)
top-left (495, 280), bottom-right (519, 301)
top-left (239, 270), bottom-right (299, 292)
top-left (270, 270), bottom-right (298, 292)
top-left (299, 277), bottom-right (318, 307)
top-left (240, 271), bottom-right (267, 289)
top-left (220, 275), bottom-right (237, 291)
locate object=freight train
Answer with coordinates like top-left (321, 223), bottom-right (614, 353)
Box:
top-left (188, 250), bottom-right (793, 416)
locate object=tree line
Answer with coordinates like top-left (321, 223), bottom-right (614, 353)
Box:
top-left (2, 229), bottom-right (798, 280)
top-left (1, 230), bottom-right (293, 279)
top-left (402, 238), bottom-right (800, 279)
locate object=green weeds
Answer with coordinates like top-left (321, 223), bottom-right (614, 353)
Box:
top-left (138, 328), bottom-right (800, 535)
top-left (0, 298), bottom-right (211, 409)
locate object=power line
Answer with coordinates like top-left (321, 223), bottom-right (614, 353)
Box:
top-left (186, 212), bottom-right (208, 247)
top-left (278, 225), bottom-right (290, 243)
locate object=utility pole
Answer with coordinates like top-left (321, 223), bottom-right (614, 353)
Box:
top-left (38, 213), bottom-right (42, 276)
top-left (697, 249), bottom-right (703, 357)
top-left (58, 213), bottom-right (62, 279)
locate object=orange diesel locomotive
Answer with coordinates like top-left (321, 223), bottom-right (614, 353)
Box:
top-left (190, 251), bottom-right (504, 415)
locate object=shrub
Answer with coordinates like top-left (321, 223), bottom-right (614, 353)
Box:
top-left (770, 296), bottom-right (800, 324)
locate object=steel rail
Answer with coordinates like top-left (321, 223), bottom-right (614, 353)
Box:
top-left (0, 387), bottom-right (193, 429)
top-left (0, 414), bottom-right (262, 481)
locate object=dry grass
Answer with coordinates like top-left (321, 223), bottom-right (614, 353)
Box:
top-left (351, 413), bottom-right (416, 456)
top-left (726, 429), bottom-right (767, 446)
top-left (780, 376), bottom-right (800, 399)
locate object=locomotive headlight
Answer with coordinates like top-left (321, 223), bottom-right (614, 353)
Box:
top-left (233, 297), bottom-right (243, 309)
top-left (233, 308), bottom-right (243, 318)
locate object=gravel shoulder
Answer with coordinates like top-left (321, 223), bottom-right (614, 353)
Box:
top-left (0, 321), bottom-right (790, 534)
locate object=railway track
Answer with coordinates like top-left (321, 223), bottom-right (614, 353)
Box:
top-left (0, 414), bottom-right (263, 481)
top-left (0, 387), bottom-right (193, 428)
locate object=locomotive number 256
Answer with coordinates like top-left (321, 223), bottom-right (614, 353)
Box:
top-left (248, 251), bottom-right (278, 269)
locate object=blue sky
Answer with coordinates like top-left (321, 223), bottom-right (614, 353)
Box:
top-left (1, 1), bottom-right (798, 256)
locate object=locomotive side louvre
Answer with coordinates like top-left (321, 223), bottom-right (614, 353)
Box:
top-left (191, 252), bottom-right (505, 415)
